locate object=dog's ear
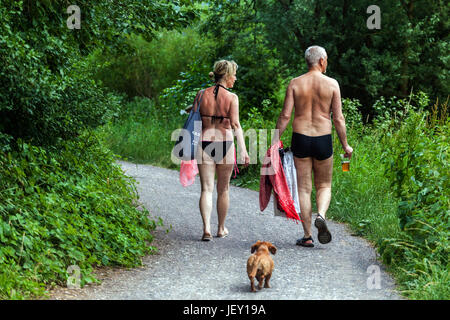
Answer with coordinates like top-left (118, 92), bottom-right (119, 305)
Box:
top-left (268, 243), bottom-right (277, 255)
top-left (251, 241), bottom-right (261, 253)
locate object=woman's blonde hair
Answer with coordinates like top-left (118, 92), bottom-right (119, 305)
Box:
top-left (209, 60), bottom-right (238, 83)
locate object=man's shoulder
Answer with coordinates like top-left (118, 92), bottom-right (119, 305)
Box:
top-left (322, 74), bottom-right (339, 86)
top-left (290, 74), bottom-right (307, 82)
top-left (288, 75), bottom-right (306, 88)
top-left (289, 73), bottom-right (338, 86)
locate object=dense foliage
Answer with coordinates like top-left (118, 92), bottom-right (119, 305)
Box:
top-left (379, 101), bottom-right (449, 298)
top-left (0, 0), bottom-right (197, 298)
top-left (0, 0), bottom-right (196, 146)
top-left (204, 0), bottom-right (449, 112)
top-left (0, 132), bottom-right (159, 299)
top-left (202, 0), bottom-right (285, 115)
top-left (91, 27), bottom-right (214, 99)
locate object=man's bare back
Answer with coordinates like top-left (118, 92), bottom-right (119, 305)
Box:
top-left (279, 68), bottom-right (349, 156)
top-left (290, 71), bottom-right (340, 136)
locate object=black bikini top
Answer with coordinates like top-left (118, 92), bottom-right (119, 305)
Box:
top-left (201, 83), bottom-right (230, 124)
top-left (213, 83), bottom-right (227, 100)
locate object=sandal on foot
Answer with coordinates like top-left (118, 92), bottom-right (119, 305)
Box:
top-left (201, 233), bottom-right (213, 241)
top-left (217, 228), bottom-right (229, 238)
top-left (314, 214), bottom-right (332, 244)
top-left (296, 236), bottom-right (314, 247)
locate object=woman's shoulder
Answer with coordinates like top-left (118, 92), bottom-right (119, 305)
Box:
top-left (228, 91), bottom-right (238, 102)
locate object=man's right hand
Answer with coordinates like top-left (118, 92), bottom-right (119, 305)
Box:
top-left (343, 145), bottom-right (353, 159)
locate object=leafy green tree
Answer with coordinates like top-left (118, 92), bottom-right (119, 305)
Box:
top-left (254, 0), bottom-right (449, 109)
top-left (203, 0), bottom-right (285, 116)
top-left (0, 0), bottom-right (197, 146)
top-left (203, 0), bottom-right (448, 113)
top-left (91, 26), bottom-right (215, 99)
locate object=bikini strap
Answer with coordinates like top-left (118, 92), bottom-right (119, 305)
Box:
top-left (213, 83), bottom-right (227, 100)
top-left (202, 115), bottom-right (230, 123)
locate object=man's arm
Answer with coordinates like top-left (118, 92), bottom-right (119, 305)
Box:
top-left (331, 80), bottom-right (353, 158)
top-left (273, 80), bottom-right (295, 144)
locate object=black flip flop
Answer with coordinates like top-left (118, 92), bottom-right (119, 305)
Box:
top-left (296, 236), bottom-right (314, 247)
top-left (314, 214), bottom-right (332, 244)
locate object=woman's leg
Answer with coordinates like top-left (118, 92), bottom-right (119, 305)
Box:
top-left (215, 143), bottom-right (235, 236)
top-left (198, 150), bottom-right (216, 236)
top-left (215, 162), bottom-right (234, 236)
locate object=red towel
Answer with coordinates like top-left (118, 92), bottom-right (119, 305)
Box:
top-left (259, 141), bottom-right (301, 222)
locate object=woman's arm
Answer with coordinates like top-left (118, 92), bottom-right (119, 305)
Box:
top-left (229, 94), bottom-right (250, 165)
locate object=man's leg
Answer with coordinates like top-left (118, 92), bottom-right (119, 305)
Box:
top-left (312, 156), bottom-right (333, 244)
top-left (294, 156), bottom-right (313, 243)
top-left (312, 156), bottom-right (333, 218)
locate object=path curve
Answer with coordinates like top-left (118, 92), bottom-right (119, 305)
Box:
top-left (51, 161), bottom-right (402, 300)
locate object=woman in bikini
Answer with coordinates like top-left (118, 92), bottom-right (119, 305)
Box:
top-left (195, 60), bottom-right (250, 241)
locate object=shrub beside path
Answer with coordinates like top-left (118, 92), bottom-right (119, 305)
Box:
top-left (50, 161), bottom-right (403, 300)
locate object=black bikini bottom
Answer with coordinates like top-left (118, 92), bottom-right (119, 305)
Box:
top-left (291, 132), bottom-right (333, 160)
top-left (201, 141), bottom-right (234, 162)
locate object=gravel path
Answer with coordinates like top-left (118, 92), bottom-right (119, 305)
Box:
top-left (50, 161), bottom-right (403, 300)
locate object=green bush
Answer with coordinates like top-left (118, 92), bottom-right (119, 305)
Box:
top-left (0, 132), bottom-right (158, 299)
top-left (203, 1), bottom-right (285, 116)
top-left (0, 15), bottom-right (121, 145)
top-left (378, 102), bottom-right (449, 299)
top-left (328, 93), bottom-right (449, 299)
top-left (0, 0), bottom-right (196, 147)
top-left (341, 98), bottom-right (364, 132)
top-left (158, 59), bottom-right (214, 115)
top-left (92, 27), bottom-right (215, 99)
top-left (99, 97), bottom-right (184, 168)
top-left (371, 91), bottom-right (430, 129)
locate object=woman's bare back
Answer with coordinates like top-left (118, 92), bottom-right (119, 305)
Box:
top-left (198, 86), bottom-right (235, 141)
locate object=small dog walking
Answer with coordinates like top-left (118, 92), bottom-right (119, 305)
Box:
top-left (246, 241), bottom-right (277, 292)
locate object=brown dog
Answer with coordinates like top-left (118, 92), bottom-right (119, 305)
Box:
top-left (246, 240), bottom-right (277, 292)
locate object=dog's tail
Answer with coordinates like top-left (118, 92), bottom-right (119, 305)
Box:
top-left (249, 256), bottom-right (262, 278)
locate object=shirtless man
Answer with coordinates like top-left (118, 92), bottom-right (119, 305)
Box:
top-left (273, 45), bottom-right (353, 247)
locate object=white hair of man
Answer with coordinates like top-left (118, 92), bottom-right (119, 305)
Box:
top-left (305, 46), bottom-right (327, 68)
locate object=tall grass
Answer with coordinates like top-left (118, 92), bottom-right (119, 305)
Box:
top-left (328, 130), bottom-right (402, 242)
top-left (98, 97), bottom-right (182, 169)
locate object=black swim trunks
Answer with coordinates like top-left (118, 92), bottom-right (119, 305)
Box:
top-left (201, 141), bottom-right (233, 162)
top-left (291, 132), bottom-right (333, 160)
